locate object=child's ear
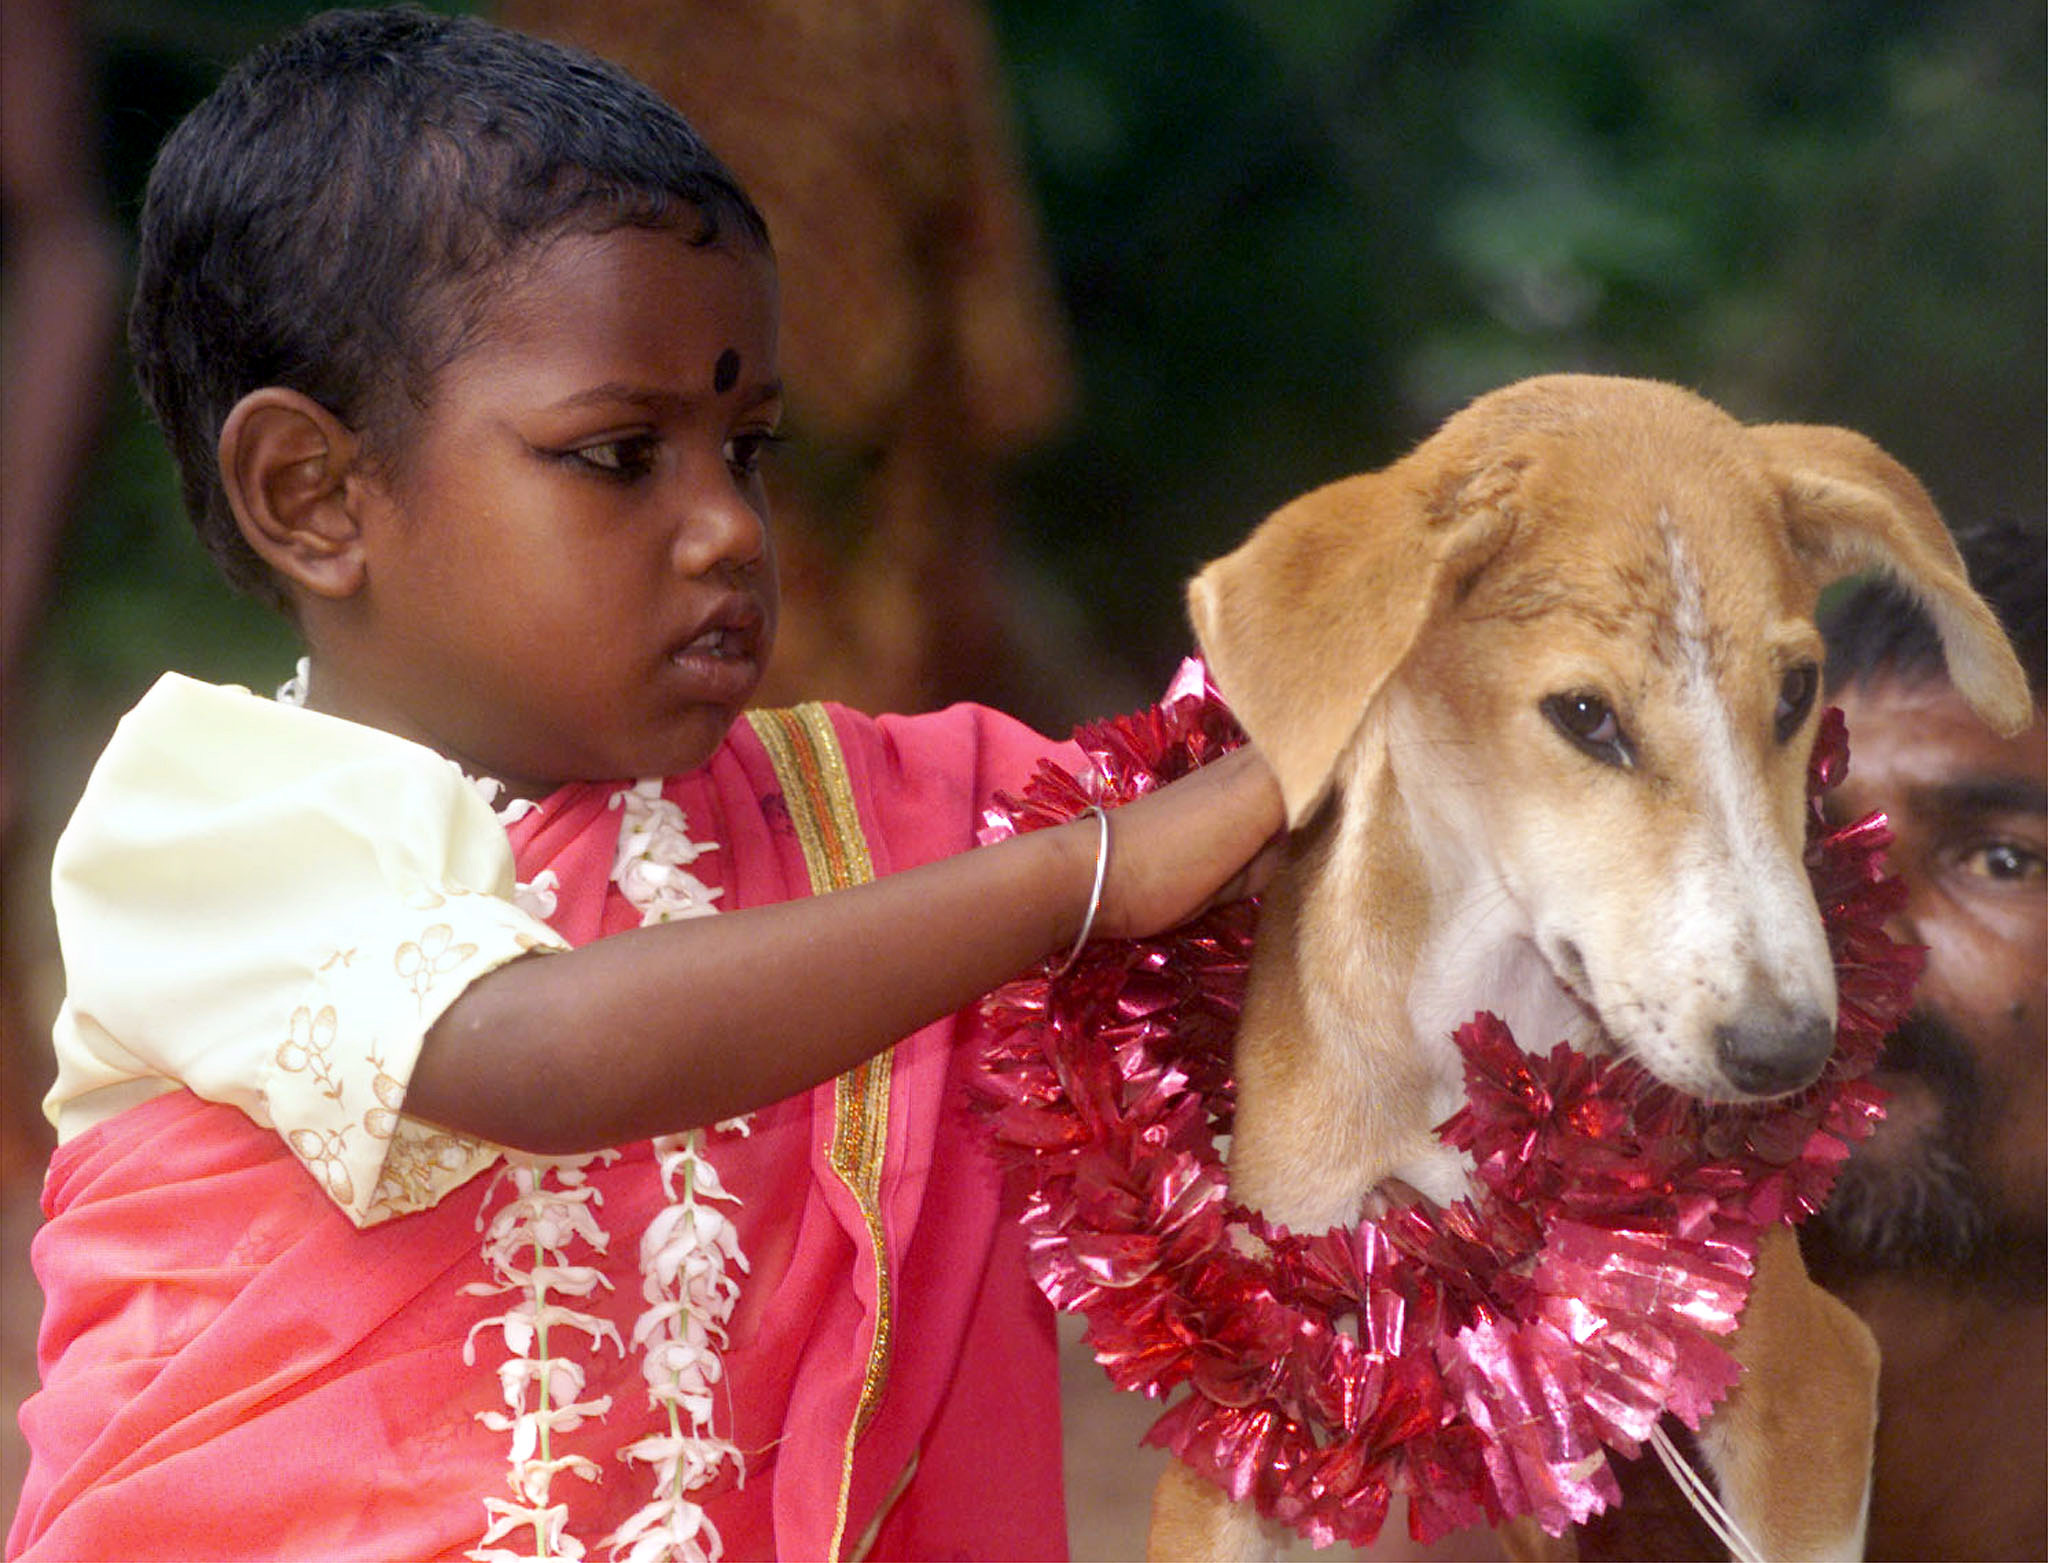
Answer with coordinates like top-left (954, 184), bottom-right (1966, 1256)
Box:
top-left (218, 388), bottom-right (370, 599)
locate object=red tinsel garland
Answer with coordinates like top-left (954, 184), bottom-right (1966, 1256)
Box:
top-left (972, 659), bottom-right (1913, 1548)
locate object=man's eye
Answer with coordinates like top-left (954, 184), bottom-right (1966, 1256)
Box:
top-left (1962, 841), bottom-right (2047, 885)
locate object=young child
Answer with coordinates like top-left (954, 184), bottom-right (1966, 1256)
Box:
top-left (7, 11), bottom-right (1282, 1562)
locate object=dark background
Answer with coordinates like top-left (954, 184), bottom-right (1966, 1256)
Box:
top-left (16, 0), bottom-right (2045, 752)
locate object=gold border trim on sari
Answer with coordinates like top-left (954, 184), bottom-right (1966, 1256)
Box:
top-left (745, 704), bottom-right (895, 1561)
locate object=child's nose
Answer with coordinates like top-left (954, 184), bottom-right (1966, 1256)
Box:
top-left (672, 469), bottom-right (767, 576)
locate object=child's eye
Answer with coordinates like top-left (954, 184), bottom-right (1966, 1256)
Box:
top-left (566, 436), bottom-right (659, 480)
top-left (724, 429), bottom-right (785, 479)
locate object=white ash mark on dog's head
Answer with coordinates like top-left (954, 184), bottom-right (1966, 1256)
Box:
top-left (1622, 515), bottom-right (1840, 1095)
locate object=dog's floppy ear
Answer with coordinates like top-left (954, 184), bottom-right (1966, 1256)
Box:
top-left (1751, 423), bottom-right (2031, 736)
top-left (1190, 463), bottom-right (1514, 825)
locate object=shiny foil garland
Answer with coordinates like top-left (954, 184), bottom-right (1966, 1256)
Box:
top-left (972, 660), bottom-right (1913, 1549)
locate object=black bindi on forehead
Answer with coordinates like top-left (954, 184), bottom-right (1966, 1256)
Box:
top-left (713, 349), bottom-right (741, 394)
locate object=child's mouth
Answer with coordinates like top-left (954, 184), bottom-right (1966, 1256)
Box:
top-left (667, 618), bottom-right (763, 701)
top-left (676, 627), bottom-right (747, 661)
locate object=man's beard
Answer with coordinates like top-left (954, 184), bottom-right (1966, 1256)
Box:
top-left (1816, 1007), bottom-right (1988, 1269)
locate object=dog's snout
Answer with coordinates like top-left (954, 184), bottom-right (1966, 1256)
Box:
top-left (1713, 1008), bottom-right (1836, 1097)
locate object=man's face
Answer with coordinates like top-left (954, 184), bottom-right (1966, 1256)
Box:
top-left (1821, 674), bottom-right (2047, 1267)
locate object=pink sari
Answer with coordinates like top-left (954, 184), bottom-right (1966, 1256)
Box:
top-left (10, 702), bottom-right (1072, 1562)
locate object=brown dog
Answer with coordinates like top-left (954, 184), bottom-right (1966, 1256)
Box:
top-left (1151, 375), bottom-right (2030, 1561)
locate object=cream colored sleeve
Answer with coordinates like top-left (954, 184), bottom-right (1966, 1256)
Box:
top-left (47, 674), bottom-right (572, 1226)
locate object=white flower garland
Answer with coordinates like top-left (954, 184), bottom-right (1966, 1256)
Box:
top-left (463, 1154), bottom-right (622, 1563)
top-left (463, 775), bottom-right (632, 1563)
top-left (466, 780), bottom-right (749, 1563)
top-left (279, 663), bottom-right (752, 1562)
top-left (602, 780), bottom-right (749, 1563)
top-left (608, 1127), bottom-right (750, 1563)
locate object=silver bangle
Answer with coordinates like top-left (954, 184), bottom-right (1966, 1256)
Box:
top-left (1053, 805), bottom-right (1111, 977)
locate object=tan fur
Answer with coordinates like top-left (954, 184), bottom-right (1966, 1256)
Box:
top-left (1702, 1227), bottom-right (1884, 1558)
top-left (1155, 375), bottom-right (2026, 1561)
top-left (1149, 1462), bottom-right (1271, 1560)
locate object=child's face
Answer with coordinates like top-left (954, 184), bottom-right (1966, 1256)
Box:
top-left (329, 224), bottom-right (783, 795)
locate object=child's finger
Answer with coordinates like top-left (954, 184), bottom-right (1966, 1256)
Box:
top-left (1218, 829), bottom-right (1289, 905)
top-left (1094, 744), bottom-right (1284, 938)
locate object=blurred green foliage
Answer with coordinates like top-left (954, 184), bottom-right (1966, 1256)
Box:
top-left (15, 0), bottom-right (2046, 830)
top-left (991, 0), bottom-right (2046, 672)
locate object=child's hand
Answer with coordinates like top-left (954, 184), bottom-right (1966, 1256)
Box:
top-left (1086, 744), bottom-right (1286, 942)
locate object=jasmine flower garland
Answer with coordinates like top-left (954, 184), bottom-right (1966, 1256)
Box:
top-left (467, 777), bottom-right (748, 1563)
top-left (464, 1154), bottom-right (622, 1563)
top-left (607, 1128), bottom-right (751, 1563)
top-left (279, 663), bottom-right (754, 1562)
top-left (603, 781), bottom-right (749, 1563)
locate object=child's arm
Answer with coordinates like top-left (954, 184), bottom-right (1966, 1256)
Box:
top-left (405, 745), bottom-right (1284, 1153)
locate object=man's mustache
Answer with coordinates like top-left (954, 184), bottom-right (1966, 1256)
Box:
top-left (1816, 1006), bottom-right (1987, 1267)
top-left (1878, 1007), bottom-right (1982, 1120)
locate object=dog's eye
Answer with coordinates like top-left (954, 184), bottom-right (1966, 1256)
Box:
top-left (1542, 691), bottom-right (1632, 769)
top-left (1775, 662), bottom-right (1820, 743)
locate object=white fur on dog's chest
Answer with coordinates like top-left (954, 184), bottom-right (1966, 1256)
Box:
top-left (1395, 920), bottom-right (1597, 1208)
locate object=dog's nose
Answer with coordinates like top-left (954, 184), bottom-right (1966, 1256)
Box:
top-left (1713, 1008), bottom-right (1836, 1097)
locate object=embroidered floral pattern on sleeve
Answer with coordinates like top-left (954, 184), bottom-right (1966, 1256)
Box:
top-left (269, 889), bottom-right (519, 1222)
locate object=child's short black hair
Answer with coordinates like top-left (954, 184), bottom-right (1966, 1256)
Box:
top-left (1820, 514), bottom-right (2047, 703)
top-left (130, 5), bottom-right (771, 609)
